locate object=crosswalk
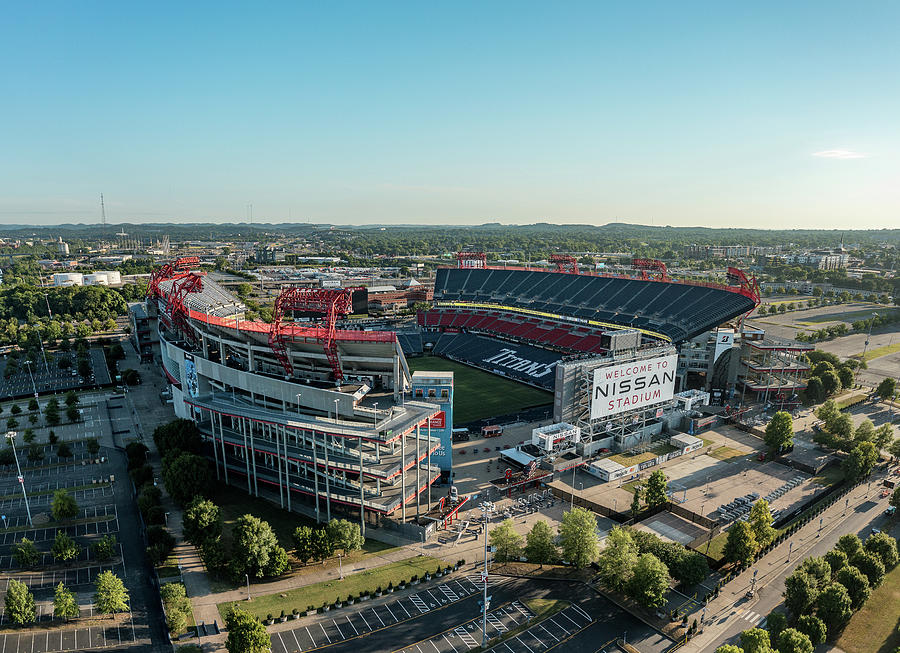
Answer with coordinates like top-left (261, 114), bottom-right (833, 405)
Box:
top-left (742, 611), bottom-right (766, 627)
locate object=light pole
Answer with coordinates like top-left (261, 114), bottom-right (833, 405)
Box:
top-left (5, 432), bottom-right (32, 527)
top-left (373, 402), bottom-right (378, 428)
top-left (23, 360), bottom-right (38, 401)
top-left (578, 482), bottom-right (583, 505)
top-left (295, 393), bottom-right (302, 417)
top-left (338, 553), bottom-right (344, 580)
top-left (245, 573), bottom-right (251, 601)
top-left (479, 501), bottom-right (494, 647)
top-left (570, 464), bottom-right (577, 509)
top-left (856, 312), bottom-right (878, 387)
top-left (333, 398), bottom-right (340, 421)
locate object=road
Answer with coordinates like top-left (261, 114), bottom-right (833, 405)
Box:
top-left (686, 467), bottom-right (897, 652)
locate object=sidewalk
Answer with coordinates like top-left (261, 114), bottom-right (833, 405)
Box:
top-left (683, 474), bottom-right (881, 652)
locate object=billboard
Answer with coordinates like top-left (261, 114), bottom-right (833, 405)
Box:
top-left (590, 354), bottom-right (677, 420)
top-left (713, 328), bottom-right (734, 363)
top-left (183, 354), bottom-right (199, 398)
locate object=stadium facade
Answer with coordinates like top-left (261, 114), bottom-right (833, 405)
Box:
top-left (139, 258), bottom-right (450, 538)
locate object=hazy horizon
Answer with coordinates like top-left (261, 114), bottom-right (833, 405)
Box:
top-left (2, 2), bottom-right (898, 228)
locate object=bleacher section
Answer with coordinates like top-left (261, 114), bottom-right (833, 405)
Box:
top-left (396, 331), bottom-right (424, 356)
top-left (427, 332), bottom-right (559, 390)
top-left (430, 268), bottom-right (755, 343)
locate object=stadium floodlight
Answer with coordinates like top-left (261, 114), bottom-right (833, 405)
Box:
top-left (5, 432), bottom-right (32, 526)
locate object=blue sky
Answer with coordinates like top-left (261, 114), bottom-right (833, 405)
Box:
top-left (1, 2), bottom-right (898, 227)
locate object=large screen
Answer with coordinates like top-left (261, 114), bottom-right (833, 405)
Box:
top-left (590, 354), bottom-right (677, 420)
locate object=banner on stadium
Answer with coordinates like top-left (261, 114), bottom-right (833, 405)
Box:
top-left (429, 411), bottom-right (446, 429)
top-left (590, 354), bottom-right (677, 420)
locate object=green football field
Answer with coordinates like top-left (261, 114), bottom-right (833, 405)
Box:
top-left (405, 355), bottom-right (552, 423)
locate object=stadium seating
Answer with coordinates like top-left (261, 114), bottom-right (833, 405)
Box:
top-left (432, 268), bottom-right (755, 343)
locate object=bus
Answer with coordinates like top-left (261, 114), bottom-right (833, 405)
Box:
top-left (482, 425), bottom-right (503, 438)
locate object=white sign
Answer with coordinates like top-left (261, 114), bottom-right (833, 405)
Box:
top-left (713, 328), bottom-right (734, 363)
top-left (590, 354), bottom-right (677, 420)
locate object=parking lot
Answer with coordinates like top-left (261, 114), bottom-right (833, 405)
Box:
top-left (0, 349), bottom-right (110, 400)
top-left (0, 391), bottom-right (157, 652)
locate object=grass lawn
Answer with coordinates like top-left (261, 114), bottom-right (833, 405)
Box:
top-left (796, 307), bottom-right (896, 325)
top-left (211, 483), bottom-right (400, 591)
top-left (156, 552), bottom-right (181, 580)
top-left (703, 531), bottom-right (728, 561)
top-left (217, 556), bottom-right (446, 621)
top-left (406, 356), bottom-right (551, 423)
top-left (609, 444), bottom-right (677, 466)
top-left (811, 465), bottom-right (845, 487)
top-left (859, 342), bottom-right (900, 362)
top-left (708, 447), bottom-right (746, 461)
top-left (837, 558), bottom-right (900, 653)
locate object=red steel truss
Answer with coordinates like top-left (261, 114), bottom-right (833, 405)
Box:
top-left (148, 257), bottom-right (204, 343)
top-left (727, 266), bottom-right (762, 326)
top-left (269, 287), bottom-right (356, 381)
top-left (456, 251), bottom-right (487, 269)
top-left (148, 256), bottom-right (200, 299)
top-left (632, 258), bottom-right (670, 281)
top-left (550, 254), bottom-right (579, 274)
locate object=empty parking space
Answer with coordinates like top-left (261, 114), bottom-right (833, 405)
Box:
top-left (486, 604), bottom-right (594, 653)
top-left (396, 601), bottom-right (536, 653)
top-left (270, 578), bottom-right (492, 653)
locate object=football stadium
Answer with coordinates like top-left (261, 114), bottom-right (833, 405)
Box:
top-left (140, 254), bottom-right (761, 541)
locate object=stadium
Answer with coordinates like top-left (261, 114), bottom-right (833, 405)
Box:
top-left (142, 254), bottom-right (759, 540)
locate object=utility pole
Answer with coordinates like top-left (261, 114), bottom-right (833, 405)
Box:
top-left (100, 193), bottom-right (107, 227)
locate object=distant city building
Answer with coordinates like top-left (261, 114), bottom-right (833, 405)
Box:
top-left (57, 237), bottom-right (69, 255)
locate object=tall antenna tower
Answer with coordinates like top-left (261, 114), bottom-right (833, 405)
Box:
top-left (100, 193), bottom-right (107, 227)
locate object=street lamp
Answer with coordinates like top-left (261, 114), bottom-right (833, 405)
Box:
top-left (856, 312), bottom-right (878, 386)
top-left (23, 360), bottom-right (38, 400)
top-left (5, 432), bottom-right (32, 526)
top-left (338, 553), bottom-right (344, 580)
top-left (373, 402), bottom-right (378, 428)
top-left (479, 501), bottom-right (494, 648)
top-left (295, 393), bottom-right (302, 417)
top-left (245, 573), bottom-right (251, 601)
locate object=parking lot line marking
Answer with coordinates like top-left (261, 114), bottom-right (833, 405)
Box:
top-left (291, 628), bottom-right (303, 651)
top-left (275, 631), bottom-right (287, 651)
top-left (397, 599), bottom-right (412, 618)
top-left (558, 611), bottom-right (580, 629)
top-left (345, 615), bottom-right (359, 635)
top-left (429, 640), bottom-right (441, 653)
top-left (546, 618), bottom-right (567, 636)
top-left (571, 605), bottom-right (591, 621)
top-left (384, 602), bottom-right (399, 623)
top-left (319, 622), bottom-right (331, 643)
top-left (371, 607), bottom-right (385, 627)
top-left (305, 626), bottom-right (317, 647)
top-left (331, 618), bottom-right (344, 640)
top-left (524, 629), bottom-right (545, 649)
top-left (358, 610), bottom-right (371, 630)
top-left (442, 634), bottom-right (458, 653)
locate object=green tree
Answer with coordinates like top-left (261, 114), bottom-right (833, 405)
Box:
top-left (853, 419), bottom-right (876, 443)
top-left (836, 534), bottom-right (863, 559)
top-left (748, 500), bottom-right (776, 548)
top-left (183, 497), bottom-right (221, 545)
top-left (51, 489), bottom-right (79, 520)
top-left (558, 507), bottom-right (599, 568)
top-left (232, 514), bottom-right (282, 578)
top-left (161, 452), bottom-right (212, 505)
top-left (764, 411), bottom-right (794, 452)
top-left (740, 627), bottom-right (774, 653)
top-left (225, 607), bottom-right (270, 653)
top-left (292, 525), bottom-right (315, 565)
top-left (824, 549), bottom-right (848, 574)
top-left (836, 366), bottom-right (854, 390)
top-left (714, 647), bottom-right (744, 653)
top-left (160, 582), bottom-right (192, 635)
top-left (597, 527), bottom-right (638, 591)
top-left (776, 628), bottom-right (812, 653)
top-left (625, 553), bottom-right (669, 608)
top-left (766, 611), bottom-right (788, 641)
top-left (311, 527), bottom-right (334, 564)
top-left (5, 579), bottom-right (35, 624)
top-left (93, 571), bottom-right (130, 614)
top-left (891, 441), bottom-right (900, 461)
top-left (64, 390), bottom-right (79, 407)
top-left (850, 551), bottom-right (885, 587)
top-left (784, 570), bottom-right (818, 618)
top-left (86, 437), bottom-right (100, 456)
top-left (489, 518), bottom-right (523, 562)
top-left (723, 521), bottom-right (757, 566)
top-left (66, 405), bottom-right (80, 423)
top-left (875, 377), bottom-right (897, 401)
top-left (51, 532), bottom-right (81, 564)
top-left (799, 556), bottom-right (831, 589)
top-left (872, 424), bottom-right (893, 452)
top-left (843, 441), bottom-right (877, 480)
top-left (92, 535), bottom-right (117, 562)
top-left (326, 518), bottom-right (364, 553)
top-left (863, 531), bottom-right (898, 569)
top-left (804, 377), bottom-right (825, 404)
top-left (834, 565), bottom-right (870, 609)
top-left (830, 413), bottom-right (854, 440)
top-left (820, 370), bottom-right (842, 395)
top-left (795, 615), bottom-right (827, 646)
top-left (631, 485), bottom-right (642, 517)
top-left (644, 470), bottom-right (668, 508)
top-left (12, 537), bottom-right (39, 568)
top-left (53, 582), bottom-right (79, 621)
top-left (816, 583), bottom-right (852, 638)
top-left (523, 520), bottom-right (557, 567)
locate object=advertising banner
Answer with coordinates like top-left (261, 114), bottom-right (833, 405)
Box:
top-left (429, 411), bottom-right (446, 429)
top-left (590, 354), bottom-right (677, 420)
top-left (183, 354), bottom-right (199, 398)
